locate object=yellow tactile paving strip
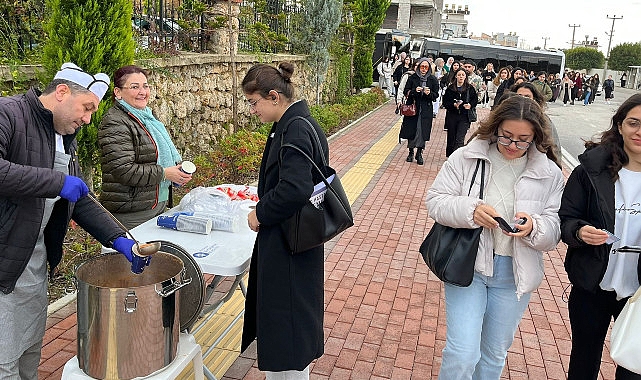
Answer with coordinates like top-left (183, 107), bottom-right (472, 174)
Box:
top-left (177, 117), bottom-right (402, 379)
top-left (341, 119), bottom-right (402, 204)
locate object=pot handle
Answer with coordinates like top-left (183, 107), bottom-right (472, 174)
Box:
top-left (155, 269), bottom-right (192, 297)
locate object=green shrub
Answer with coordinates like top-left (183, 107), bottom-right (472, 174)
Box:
top-left (310, 106), bottom-right (341, 134)
top-left (188, 129), bottom-right (267, 188)
top-left (185, 90), bottom-right (387, 189)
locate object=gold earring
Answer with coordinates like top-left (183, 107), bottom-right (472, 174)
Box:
top-left (273, 101), bottom-right (278, 105)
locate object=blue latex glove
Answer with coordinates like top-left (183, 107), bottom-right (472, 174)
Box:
top-left (59, 175), bottom-right (89, 202)
top-left (113, 237), bottom-right (135, 262)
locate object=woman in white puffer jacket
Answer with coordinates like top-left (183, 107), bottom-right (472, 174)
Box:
top-left (425, 94), bottom-right (565, 380)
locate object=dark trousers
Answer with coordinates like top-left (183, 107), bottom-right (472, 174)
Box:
top-left (568, 286), bottom-right (641, 380)
top-left (445, 112), bottom-right (470, 157)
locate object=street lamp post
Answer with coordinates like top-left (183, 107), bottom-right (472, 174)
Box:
top-left (542, 36), bottom-right (549, 50)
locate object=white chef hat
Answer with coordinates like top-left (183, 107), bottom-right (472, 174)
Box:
top-left (53, 62), bottom-right (110, 100)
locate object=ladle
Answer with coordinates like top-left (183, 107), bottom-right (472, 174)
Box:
top-left (87, 193), bottom-right (162, 256)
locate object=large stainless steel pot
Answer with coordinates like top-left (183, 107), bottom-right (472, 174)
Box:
top-left (75, 252), bottom-right (190, 379)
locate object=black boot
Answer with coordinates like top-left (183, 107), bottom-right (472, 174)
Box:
top-left (415, 148), bottom-right (424, 165)
top-left (406, 148), bottom-right (414, 162)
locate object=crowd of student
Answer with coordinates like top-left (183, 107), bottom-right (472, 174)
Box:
top-left (382, 54), bottom-right (641, 379)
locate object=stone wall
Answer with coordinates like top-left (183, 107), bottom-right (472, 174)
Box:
top-left (0, 53), bottom-right (320, 158)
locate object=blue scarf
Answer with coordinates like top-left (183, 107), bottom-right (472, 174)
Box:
top-left (118, 100), bottom-right (182, 202)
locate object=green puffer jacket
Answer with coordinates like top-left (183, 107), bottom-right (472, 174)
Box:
top-left (98, 102), bottom-right (164, 213)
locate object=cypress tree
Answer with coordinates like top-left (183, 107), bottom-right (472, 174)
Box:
top-left (42, 0), bottom-right (135, 187)
top-left (352, 0), bottom-right (389, 90)
top-left (296, 0), bottom-right (343, 105)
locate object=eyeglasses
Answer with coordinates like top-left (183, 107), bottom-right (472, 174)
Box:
top-left (123, 84), bottom-right (152, 91)
top-left (497, 135), bottom-right (533, 150)
top-left (246, 98), bottom-right (263, 110)
top-left (622, 118), bottom-right (641, 129)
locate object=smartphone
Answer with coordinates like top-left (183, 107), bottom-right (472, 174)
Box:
top-left (494, 217), bottom-right (527, 233)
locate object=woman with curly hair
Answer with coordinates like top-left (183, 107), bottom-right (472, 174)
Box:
top-left (426, 95), bottom-right (564, 379)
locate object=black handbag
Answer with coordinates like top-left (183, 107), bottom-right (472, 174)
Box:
top-left (279, 118), bottom-right (354, 254)
top-left (419, 159), bottom-right (485, 287)
top-left (466, 90), bottom-right (478, 122)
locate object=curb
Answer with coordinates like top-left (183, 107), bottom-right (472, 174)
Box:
top-left (47, 291), bottom-right (77, 315)
top-left (327, 99), bottom-right (393, 142)
top-left (561, 146), bottom-right (580, 171)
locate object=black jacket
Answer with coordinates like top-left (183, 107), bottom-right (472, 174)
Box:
top-left (0, 89), bottom-right (124, 293)
top-left (241, 100), bottom-right (325, 371)
top-left (559, 145), bottom-right (641, 292)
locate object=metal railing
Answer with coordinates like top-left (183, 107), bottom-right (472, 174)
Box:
top-left (237, 0), bottom-right (303, 54)
top-left (0, 0), bottom-right (46, 62)
top-left (1, 0), bottom-right (304, 58)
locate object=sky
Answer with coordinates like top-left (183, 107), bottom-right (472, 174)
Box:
top-left (464, 0), bottom-right (641, 54)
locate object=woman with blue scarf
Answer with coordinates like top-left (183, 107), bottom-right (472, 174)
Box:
top-left (98, 65), bottom-right (191, 229)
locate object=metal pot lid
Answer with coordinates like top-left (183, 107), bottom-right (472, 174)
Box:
top-left (150, 240), bottom-right (205, 332)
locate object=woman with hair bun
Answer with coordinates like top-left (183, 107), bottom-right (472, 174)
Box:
top-left (241, 62), bottom-right (326, 379)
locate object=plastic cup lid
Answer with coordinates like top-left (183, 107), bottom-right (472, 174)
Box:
top-left (181, 161), bottom-right (196, 174)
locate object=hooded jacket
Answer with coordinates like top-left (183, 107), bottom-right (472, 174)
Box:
top-left (426, 138), bottom-right (564, 298)
top-left (0, 89), bottom-right (124, 294)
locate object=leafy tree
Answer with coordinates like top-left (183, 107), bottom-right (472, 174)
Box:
top-left (42, 0), bottom-right (135, 187)
top-left (295, 0), bottom-right (342, 105)
top-left (0, 0), bottom-right (46, 64)
top-left (352, 0), bottom-right (389, 89)
top-left (608, 42), bottom-right (641, 72)
top-left (564, 46), bottom-right (605, 71)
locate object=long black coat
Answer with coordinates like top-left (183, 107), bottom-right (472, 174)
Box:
top-left (399, 73), bottom-right (439, 141)
top-left (241, 100), bottom-right (326, 371)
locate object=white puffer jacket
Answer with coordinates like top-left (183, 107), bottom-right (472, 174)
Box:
top-left (425, 138), bottom-right (564, 299)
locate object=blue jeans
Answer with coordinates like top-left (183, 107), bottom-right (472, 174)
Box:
top-left (438, 255), bottom-right (531, 380)
top-left (584, 89), bottom-right (592, 105)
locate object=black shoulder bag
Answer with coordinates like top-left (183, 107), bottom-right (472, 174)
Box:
top-left (279, 117), bottom-right (354, 254)
top-left (419, 159), bottom-right (485, 287)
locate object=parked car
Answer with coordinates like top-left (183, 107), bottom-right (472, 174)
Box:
top-left (132, 15), bottom-right (182, 50)
top-left (132, 16), bottom-right (181, 34)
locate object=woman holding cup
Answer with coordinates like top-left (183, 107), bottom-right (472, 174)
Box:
top-left (98, 65), bottom-right (192, 229)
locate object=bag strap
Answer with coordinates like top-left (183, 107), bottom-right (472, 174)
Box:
top-left (467, 159), bottom-right (485, 199)
top-left (278, 142), bottom-right (352, 214)
top-left (280, 116), bottom-right (328, 168)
